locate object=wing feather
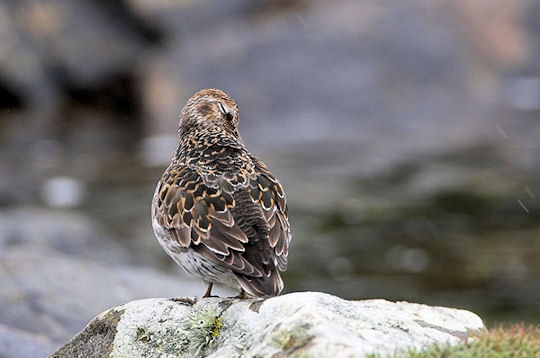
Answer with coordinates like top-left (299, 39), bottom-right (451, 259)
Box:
top-left (153, 151), bottom-right (291, 296)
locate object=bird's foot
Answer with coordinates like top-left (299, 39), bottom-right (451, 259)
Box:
top-left (234, 289), bottom-right (250, 299)
top-left (202, 282), bottom-right (220, 298)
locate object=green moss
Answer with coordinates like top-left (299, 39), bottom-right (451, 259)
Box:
top-left (369, 324), bottom-right (540, 358)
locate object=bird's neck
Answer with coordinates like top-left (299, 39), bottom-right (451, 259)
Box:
top-left (175, 128), bottom-right (244, 165)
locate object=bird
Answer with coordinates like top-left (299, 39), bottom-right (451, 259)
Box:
top-left (151, 88), bottom-right (291, 298)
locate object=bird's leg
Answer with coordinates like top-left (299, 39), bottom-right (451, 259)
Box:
top-left (203, 282), bottom-right (214, 298)
top-left (235, 289), bottom-right (250, 299)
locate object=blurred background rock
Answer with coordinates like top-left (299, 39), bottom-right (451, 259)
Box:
top-left (1, 0), bottom-right (539, 356)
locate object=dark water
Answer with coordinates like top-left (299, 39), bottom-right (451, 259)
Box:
top-left (287, 191), bottom-right (540, 326)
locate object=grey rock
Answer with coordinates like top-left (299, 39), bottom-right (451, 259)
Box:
top-left (0, 0), bottom-right (147, 110)
top-left (139, 0), bottom-right (540, 215)
top-left (50, 308), bottom-right (123, 358)
top-left (0, 207), bottom-right (132, 265)
top-left (0, 323), bottom-right (58, 358)
top-left (0, 245), bottom-right (201, 353)
top-left (0, 208), bottom-right (234, 356)
top-left (52, 292), bottom-right (485, 358)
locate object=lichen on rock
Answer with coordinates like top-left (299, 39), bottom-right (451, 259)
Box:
top-left (52, 292), bottom-right (486, 358)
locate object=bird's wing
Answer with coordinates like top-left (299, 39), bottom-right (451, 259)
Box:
top-left (225, 158), bottom-right (291, 297)
top-left (153, 157), bottom-right (291, 283)
top-left (247, 158), bottom-right (291, 272)
top-left (153, 163), bottom-right (262, 277)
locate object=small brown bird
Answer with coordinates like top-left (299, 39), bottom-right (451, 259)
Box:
top-left (152, 88), bottom-right (291, 298)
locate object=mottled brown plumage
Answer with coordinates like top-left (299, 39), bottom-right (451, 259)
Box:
top-left (152, 88), bottom-right (291, 298)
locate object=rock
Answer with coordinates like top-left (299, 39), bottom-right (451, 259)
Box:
top-left (0, 0), bottom-right (149, 111)
top-left (0, 207), bottom-right (134, 265)
top-left (52, 292), bottom-right (485, 358)
top-left (0, 323), bottom-right (58, 358)
top-left (0, 208), bottom-right (234, 356)
top-left (0, 245), bottom-right (203, 346)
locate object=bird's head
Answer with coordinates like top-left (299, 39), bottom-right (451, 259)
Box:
top-left (179, 88), bottom-right (240, 138)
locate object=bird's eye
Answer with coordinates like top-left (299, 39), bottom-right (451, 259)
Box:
top-left (218, 102), bottom-right (234, 121)
top-left (217, 102), bottom-right (227, 115)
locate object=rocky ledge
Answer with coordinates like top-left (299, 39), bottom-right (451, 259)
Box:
top-left (51, 292), bottom-right (484, 358)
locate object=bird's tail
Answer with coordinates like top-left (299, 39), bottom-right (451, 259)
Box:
top-left (234, 271), bottom-right (284, 298)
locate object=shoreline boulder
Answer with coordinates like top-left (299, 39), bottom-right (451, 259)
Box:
top-left (51, 292), bottom-right (485, 358)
